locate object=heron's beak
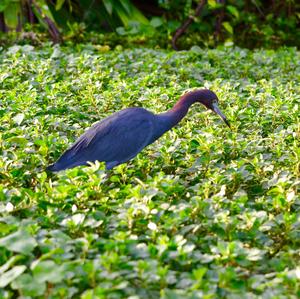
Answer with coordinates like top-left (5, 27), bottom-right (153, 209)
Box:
top-left (212, 102), bottom-right (231, 128)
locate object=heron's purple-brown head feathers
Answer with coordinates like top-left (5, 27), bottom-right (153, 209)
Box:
top-left (183, 89), bottom-right (219, 109)
top-left (182, 89), bottom-right (230, 128)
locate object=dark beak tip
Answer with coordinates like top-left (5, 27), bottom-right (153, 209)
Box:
top-left (211, 102), bottom-right (231, 129)
top-left (224, 119), bottom-right (231, 129)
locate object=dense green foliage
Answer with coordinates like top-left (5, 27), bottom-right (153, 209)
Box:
top-left (159, 0), bottom-right (300, 48)
top-left (0, 0), bottom-right (300, 48)
top-left (0, 44), bottom-right (300, 298)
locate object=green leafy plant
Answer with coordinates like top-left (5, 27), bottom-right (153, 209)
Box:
top-left (0, 44), bottom-right (299, 297)
top-left (159, 0), bottom-right (300, 48)
top-left (0, 0), bottom-right (61, 42)
top-left (50, 0), bottom-right (148, 31)
top-left (0, 0), bottom-right (148, 43)
top-left (1, 0), bottom-right (300, 48)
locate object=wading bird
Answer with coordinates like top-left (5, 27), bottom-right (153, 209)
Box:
top-left (47, 89), bottom-right (230, 172)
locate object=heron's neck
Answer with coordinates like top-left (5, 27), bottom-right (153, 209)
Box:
top-left (149, 93), bottom-right (200, 144)
top-left (166, 93), bottom-right (199, 126)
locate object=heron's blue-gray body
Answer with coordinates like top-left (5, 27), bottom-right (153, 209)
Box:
top-left (48, 108), bottom-right (175, 171)
top-left (47, 89), bottom-right (229, 172)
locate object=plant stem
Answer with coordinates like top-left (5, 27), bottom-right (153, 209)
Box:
top-left (171, 0), bottom-right (206, 50)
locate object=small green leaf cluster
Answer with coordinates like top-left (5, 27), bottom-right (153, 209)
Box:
top-left (0, 44), bottom-right (299, 298)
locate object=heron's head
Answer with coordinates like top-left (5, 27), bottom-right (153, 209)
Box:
top-left (186, 89), bottom-right (231, 128)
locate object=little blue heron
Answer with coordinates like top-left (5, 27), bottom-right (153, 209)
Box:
top-left (47, 89), bottom-right (230, 171)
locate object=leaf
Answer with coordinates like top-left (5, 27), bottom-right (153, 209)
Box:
top-left (207, 0), bottom-right (223, 9)
top-left (113, 2), bottom-right (131, 26)
top-left (0, 0), bottom-right (11, 12)
top-left (0, 255), bottom-right (23, 275)
top-left (0, 230), bottom-right (37, 255)
top-left (150, 17), bottom-right (163, 28)
top-left (33, 0), bottom-right (56, 22)
top-left (13, 113), bottom-right (24, 125)
top-left (11, 273), bottom-right (46, 296)
top-left (192, 267), bottom-right (207, 281)
top-left (103, 0), bottom-right (113, 15)
top-left (120, 0), bottom-right (135, 15)
top-left (0, 265), bottom-right (26, 288)
top-left (7, 136), bottom-right (28, 146)
top-left (115, 0), bottom-right (148, 26)
top-left (3, 2), bottom-right (21, 29)
top-left (116, 27), bottom-right (126, 35)
top-left (223, 22), bottom-right (233, 34)
top-left (208, 0), bottom-right (217, 9)
top-left (55, 0), bottom-right (66, 11)
top-left (33, 260), bottom-right (66, 283)
top-left (227, 5), bottom-right (239, 18)
top-left (81, 290), bottom-right (94, 299)
top-left (246, 248), bottom-right (266, 261)
top-left (6, 45), bottom-right (21, 54)
top-left (61, 213), bottom-right (85, 226)
top-left (147, 222), bottom-right (157, 231)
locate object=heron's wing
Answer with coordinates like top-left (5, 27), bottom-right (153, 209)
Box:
top-left (54, 108), bottom-right (154, 169)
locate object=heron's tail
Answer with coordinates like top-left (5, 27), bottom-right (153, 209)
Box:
top-left (46, 163), bottom-right (63, 172)
top-left (46, 160), bottom-right (88, 172)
